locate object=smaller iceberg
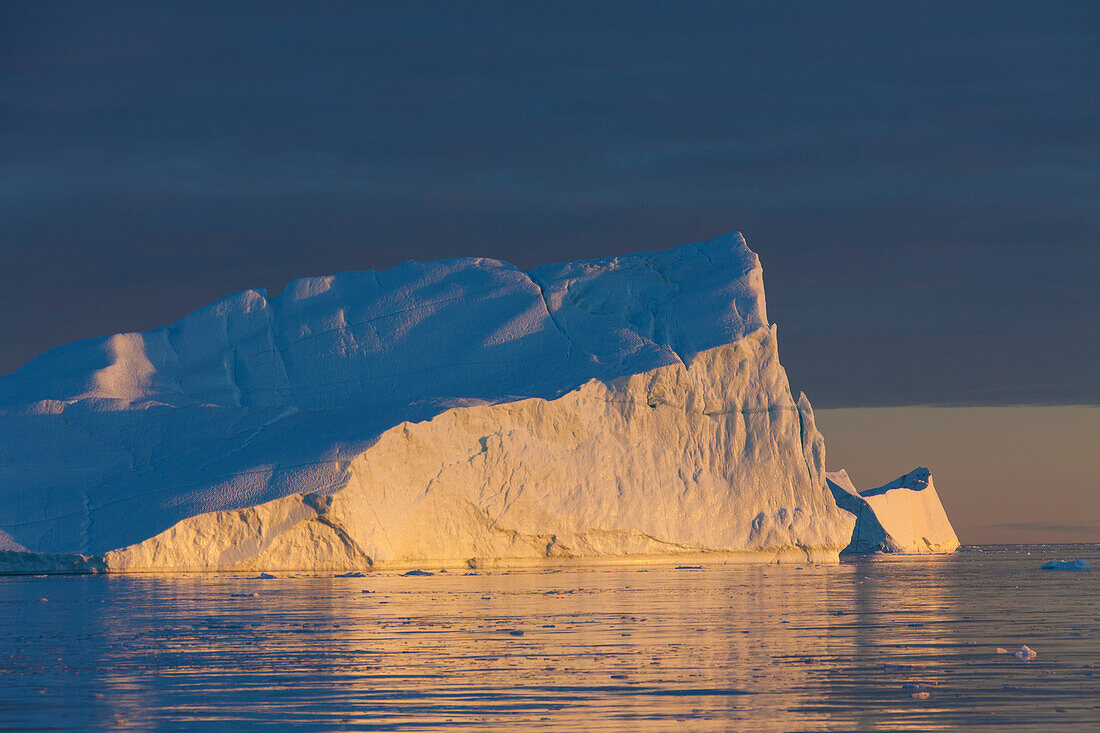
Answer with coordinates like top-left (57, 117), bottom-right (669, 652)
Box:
top-left (1040, 560), bottom-right (1091, 571)
top-left (827, 468), bottom-right (959, 554)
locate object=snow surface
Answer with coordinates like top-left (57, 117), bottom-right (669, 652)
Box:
top-left (827, 468), bottom-right (960, 554)
top-left (0, 232), bottom-right (933, 571)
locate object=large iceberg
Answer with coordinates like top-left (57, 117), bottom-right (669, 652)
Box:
top-left (0, 233), bottom-right (949, 572)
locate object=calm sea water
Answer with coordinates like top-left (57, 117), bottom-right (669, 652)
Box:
top-left (1, 545), bottom-right (1097, 731)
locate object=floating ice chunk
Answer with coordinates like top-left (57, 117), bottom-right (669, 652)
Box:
top-left (256, 572), bottom-right (276, 579)
top-left (995, 647), bottom-right (1009, 654)
top-left (402, 569), bottom-right (434, 577)
top-left (334, 571), bottom-right (365, 577)
top-left (1040, 560), bottom-right (1091, 571)
top-left (1013, 645), bottom-right (1037, 661)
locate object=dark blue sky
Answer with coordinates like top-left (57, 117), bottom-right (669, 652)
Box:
top-left (2, 1), bottom-right (1097, 406)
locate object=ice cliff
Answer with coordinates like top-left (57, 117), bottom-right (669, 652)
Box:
top-left (827, 468), bottom-right (959, 554)
top-left (0, 232), bottom-right (950, 572)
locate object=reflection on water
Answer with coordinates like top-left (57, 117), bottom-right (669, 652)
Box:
top-left (1, 545), bottom-right (1098, 731)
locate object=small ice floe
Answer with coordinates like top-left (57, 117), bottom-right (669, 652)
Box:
top-left (675, 565), bottom-right (703, 570)
top-left (401, 569), bottom-right (434, 577)
top-left (230, 592), bottom-right (257, 598)
top-left (902, 682), bottom-right (936, 691)
top-left (910, 691), bottom-right (931, 700)
top-left (255, 572), bottom-right (276, 579)
top-left (995, 647), bottom-right (1009, 654)
top-left (1040, 560), bottom-right (1091, 571)
top-left (1013, 645), bottom-right (1037, 661)
top-left (334, 571), bottom-right (365, 578)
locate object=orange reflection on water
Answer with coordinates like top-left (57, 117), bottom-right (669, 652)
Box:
top-left (3, 547), bottom-right (1098, 731)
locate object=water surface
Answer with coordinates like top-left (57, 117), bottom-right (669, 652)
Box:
top-left (2, 545), bottom-right (1098, 731)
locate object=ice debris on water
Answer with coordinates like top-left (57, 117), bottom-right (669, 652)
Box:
top-left (995, 647), bottom-right (1009, 654)
top-left (256, 572), bottom-right (276, 579)
top-left (402, 569), bottom-right (434, 577)
top-left (334, 571), bottom-right (365, 577)
top-left (1013, 645), bottom-right (1037, 661)
top-left (1040, 560), bottom-right (1091, 571)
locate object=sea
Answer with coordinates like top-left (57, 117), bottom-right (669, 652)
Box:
top-left (1, 544), bottom-right (1097, 731)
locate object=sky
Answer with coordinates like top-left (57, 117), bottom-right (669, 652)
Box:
top-left (1, 2), bottom-right (1097, 541)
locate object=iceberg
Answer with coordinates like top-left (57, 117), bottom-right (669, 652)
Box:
top-left (0, 232), bottom-right (952, 572)
top-left (827, 468), bottom-right (960, 554)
